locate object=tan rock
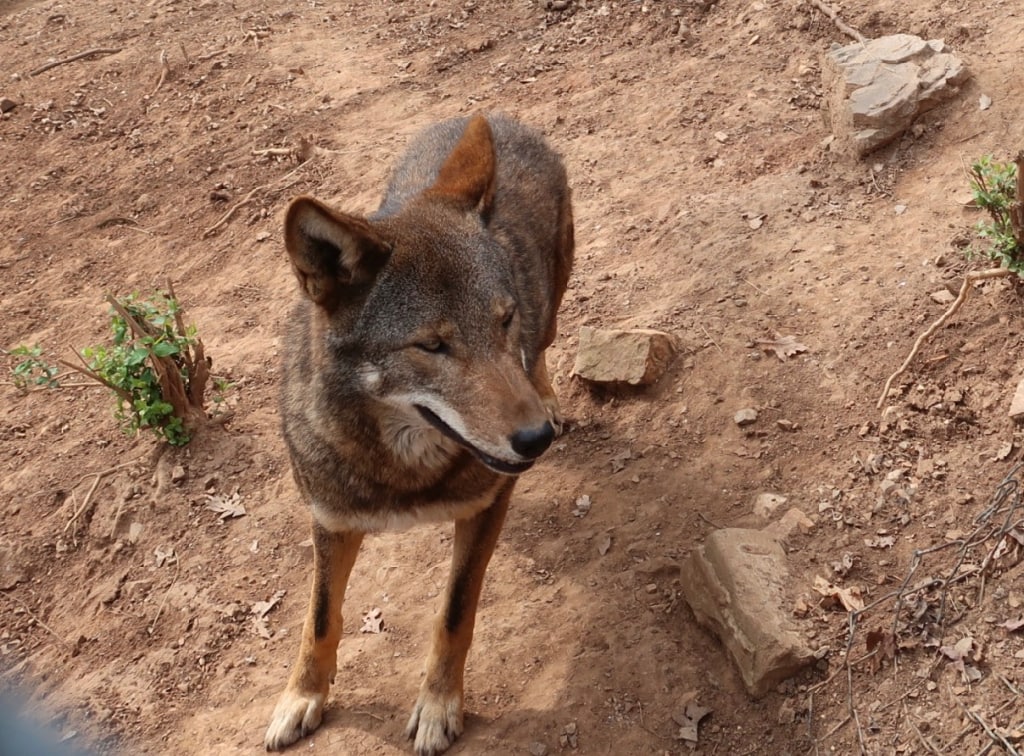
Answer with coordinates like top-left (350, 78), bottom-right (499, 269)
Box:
top-left (1009, 376), bottom-right (1024, 420)
top-left (680, 528), bottom-right (815, 697)
top-left (572, 327), bottom-right (676, 386)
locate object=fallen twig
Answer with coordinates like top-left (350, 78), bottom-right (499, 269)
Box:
top-left (0, 591), bottom-right (68, 648)
top-left (148, 559), bottom-right (181, 635)
top-left (202, 151), bottom-right (316, 237)
top-left (252, 147), bottom-right (295, 157)
top-left (63, 461), bottom-right (141, 534)
top-left (149, 49), bottom-right (169, 97)
top-left (30, 47), bottom-right (122, 77)
top-left (877, 267), bottom-right (1014, 409)
top-left (950, 685), bottom-right (1022, 756)
top-left (809, 0), bottom-right (866, 44)
top-left (196, 48), bottom-right (227, 62)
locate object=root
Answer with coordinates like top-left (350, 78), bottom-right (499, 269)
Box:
top-left (876, 267), bottom-right (1015, 409)
top-left (29, 47), bottom-right (122, 77)
top-left (809, 0), bottom-right (866, 44)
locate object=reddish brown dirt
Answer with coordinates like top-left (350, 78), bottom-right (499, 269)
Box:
top-left (2, 1), bottom-right (1024, 754)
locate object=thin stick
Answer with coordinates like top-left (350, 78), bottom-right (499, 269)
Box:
top-left (202, 187), bottom-right (260, 238)
top-left (29, 47), bottom-right (122, 77)
top-left (699, 324), bottom-right (722, 352)
top-left (809, 0), bottom-right (866, 44)
top-left (202, 154), bottom-right (316, 238)
top-left (0, 592), bottom-right (68, 648)
top-left (149, 49), bottom-right (169, 97)
top-left (196, 48), bottom-right (227, 62)
top-left (58, 353), bottom-right (133, 404)
top-left (148, 560), bottom-right (181, 635)
top-left (877, 267), bottom-right (1014, 408)
top-left (63, 461), bottom-right (140, 533)
top-left (697, 511), bottom-right (722, 529)
top-left (904, 702), bottom-right (942, 755)
top-left (252, 147), bottom-right (294, 157)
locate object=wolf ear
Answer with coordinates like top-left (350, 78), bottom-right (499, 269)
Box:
top-left (424, 115), bottom-right (496, 216)
top-left (284, 196), bottom-right (391, 310)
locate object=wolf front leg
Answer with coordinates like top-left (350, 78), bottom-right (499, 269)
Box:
top-left (405, 480), bottom-right (514, 756)
top-left (265, 525), bottom-right (364, 750)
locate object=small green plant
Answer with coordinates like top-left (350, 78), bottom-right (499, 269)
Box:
top-left (9, 344), bottom-right (61, 390)
top-left (7, 287), bottom-right (212, 446)
top-left (968, 153), bottom-right (1024, 274)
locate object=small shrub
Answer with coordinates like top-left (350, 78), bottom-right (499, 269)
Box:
top-left (7, 288), bottom-right (211, 446)
top-left (968, 153), bottom-right (1024, 274)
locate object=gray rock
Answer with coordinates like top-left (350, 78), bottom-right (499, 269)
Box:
top-left (680, 528), bottom-right (815, 697)
top-left (822, 34), bottom-right (968, 156)
top-left (734, 407), bottom-right (758, 426)
top-left (572, 326), bottom-right (675, 386)
top-left (0, 540), bottom-right (32, 590)
top-left (0, 97), bottom-right (18, 114)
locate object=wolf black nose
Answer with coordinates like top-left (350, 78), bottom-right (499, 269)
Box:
top-left (509, 421), bottom-right (555, 460)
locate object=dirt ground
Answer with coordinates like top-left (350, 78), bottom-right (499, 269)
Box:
top-left (2, 0), bottom-right (1024, 754)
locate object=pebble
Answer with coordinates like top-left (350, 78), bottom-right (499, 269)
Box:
top-left (734, 408), bottom-right (758, 426)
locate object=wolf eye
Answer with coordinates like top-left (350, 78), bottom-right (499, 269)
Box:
top-left (416, 337), bottom-right (448, 354)
top-left (501, 308), bottom-right (516, 330)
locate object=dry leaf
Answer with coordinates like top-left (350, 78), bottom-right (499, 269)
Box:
top-left (864, 535), bottom-right (895, 549)
top-left (252, 615), bottom-right (272, 639)
top-left (755, 334), bottom-right (808, 362)
top-left (1001, 616), bottom-right (1024, 632)
top-left (672, 700), bottom-right (712, 742)
top-left (812, 575), bottom-right (864, 612)
top-left (205, 491), bottom-right (246, 521)
top-left (865, 629), bottom-right (896, 674)
top-left (572, 495), bottom-right (592, 517)
top-left (610, 449), bottom-right (632, 473)
top-left (361, 607), bottom-right (384, 634)
top-left (831, 553), bottom-right (855, 577)
top-left (154, 546), bottom-right (177, 568)
top-left (252, 589), bottom-right (285, 619)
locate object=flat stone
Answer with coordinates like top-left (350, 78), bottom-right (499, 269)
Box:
top-left (753, 493), bottom-right (787, 520)
top-left (764, 507), bottom-right (816, 542)
top-left (1010, 376), bottom-right (1024, 420)
top-left (930, 289), bottom-right (956, 305)
top-left (822, 35), bottom-right (967, 156)
top-left (734, 408), bottom-right (758, 426)
top-left (572, 327), bottom-right (676, 386)
top-left (680, 528), bottom-right (815, 697)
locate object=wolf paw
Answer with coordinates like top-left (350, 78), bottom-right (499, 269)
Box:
top-left (404, 690), bottom-right (464, 756)
top-left (264, 690), bottom-right (325, 751)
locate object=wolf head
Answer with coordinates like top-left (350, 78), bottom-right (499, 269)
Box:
top-left (284, 117), bottom-right (555, 476)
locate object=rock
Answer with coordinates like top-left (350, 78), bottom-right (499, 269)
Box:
top-left (822, 35), bottom-right (968, 156)
top-left (0, 97), bottom-right (18, 113)
top-left (930, 289), bottom-right (956, 305)
top-left (1009, 376), bottom-right (1024, 420)
top-left (0, 540), bottom-right (32, 590)
top-left (680, 528), bottom-right (816, 697)
top-left (765, 507), bottom-right (816, 541)
top-left (753, 493), bottom-right (787, 520)
top-left (572, 327), bottom-right (676, 387)
top-left (734, 408), bottom-right (758, 426)
top-left (171, 465), bottom-right (187, 484)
